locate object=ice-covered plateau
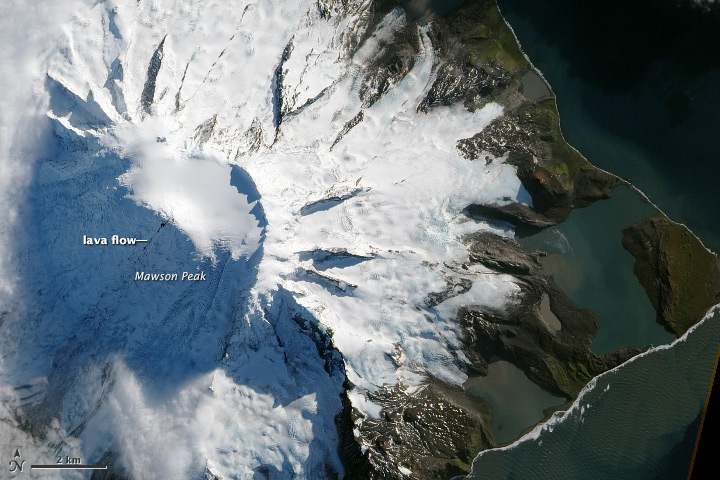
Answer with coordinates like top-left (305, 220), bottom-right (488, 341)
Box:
top-left (3, 0), bottom-right (715, 479)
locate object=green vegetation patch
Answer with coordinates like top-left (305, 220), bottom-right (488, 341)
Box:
top-left (622, 214), bottom-right (720, 336)
top-left (461, 2), bottom-right (528, 74)
top-left (542, 354), bottom-right (597, 398)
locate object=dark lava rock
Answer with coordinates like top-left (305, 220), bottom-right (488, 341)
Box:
top-left (356, 3), bottom-right (422, 109)
top-left (465, 231), bottom-right (544, 275)
top-left (419, 0), bottom-right (527, 114)
top-left (330, 1), bottom-right (655, 478)
top-left (459, 232), bottom-right (644, 399)
top-left (332, 110), bottom-right (365, 150)
top-left (355, 382), bottom-right (496, 479)
top-left (140, 36), bottom-right (166, 114)
top-left (351, 231), bottom-right (649, 479)
top-left (418, 62), bottom-right (508, 113)
top-left (464, 202), bottom-right (557, 230)
top-left (425, 275), bottom-right (473, 307)
top-left (458, 100), bottom-right (621, 224)
top-left (415, 0), bottom-right (621, 226)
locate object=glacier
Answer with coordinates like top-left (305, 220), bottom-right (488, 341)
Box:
top-left (0, 0), bottom-right (536, 478)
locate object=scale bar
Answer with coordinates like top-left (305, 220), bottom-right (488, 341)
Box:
top-left (31, 465), bottom-right (107, 470)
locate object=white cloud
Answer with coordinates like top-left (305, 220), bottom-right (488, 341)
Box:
top-left (0, 1), bottom-right (531, 478)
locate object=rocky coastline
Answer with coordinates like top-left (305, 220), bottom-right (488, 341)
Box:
top-left (341, 1), bottom-right (720, 479)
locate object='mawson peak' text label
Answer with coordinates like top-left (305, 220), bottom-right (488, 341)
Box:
top-left (135, 272), bottom-right (206, 281)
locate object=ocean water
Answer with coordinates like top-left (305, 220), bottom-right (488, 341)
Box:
top-left (463, 1), bottom-right (720, 478)
top-left (497, 0), bottom-right (720, 253)
top-left (403, 1), bottom-right (719, 477)
top-left (468, 310), bottom-right (720, 480)
top-left (518, 186), bottom-right (675, 355)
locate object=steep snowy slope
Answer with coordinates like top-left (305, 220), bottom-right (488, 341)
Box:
top-left (0, 0), bottom-right (554, 479)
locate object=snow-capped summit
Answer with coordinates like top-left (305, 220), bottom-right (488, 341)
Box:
top-left (0, 1), bottom-right (532, 478)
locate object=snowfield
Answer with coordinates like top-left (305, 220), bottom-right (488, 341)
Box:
top-left (0, 0), bottom-right (531, 477)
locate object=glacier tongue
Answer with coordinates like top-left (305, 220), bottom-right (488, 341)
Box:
top-left (0, 0), bottom-right (531, 478)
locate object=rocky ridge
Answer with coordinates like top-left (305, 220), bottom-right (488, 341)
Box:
top-left (5, 1), bottom-right (719, 479)
top-left (342, 1), bottom-right (720, 479)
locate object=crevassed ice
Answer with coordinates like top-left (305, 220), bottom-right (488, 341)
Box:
top-left (0, 0), bottom-right (531, 477)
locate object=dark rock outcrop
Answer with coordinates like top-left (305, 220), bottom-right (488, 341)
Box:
top-left (357, 382), bottom-right (496, 479)
top-left (458, 101), bottom-right (621, 224)
top-left (461, 232), bottom-right (644, 399)
top-left (140, 36), bottom-right (167, 114)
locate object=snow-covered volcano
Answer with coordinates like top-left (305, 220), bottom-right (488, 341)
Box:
top-left (0, 0), bottom-right (534, 478)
